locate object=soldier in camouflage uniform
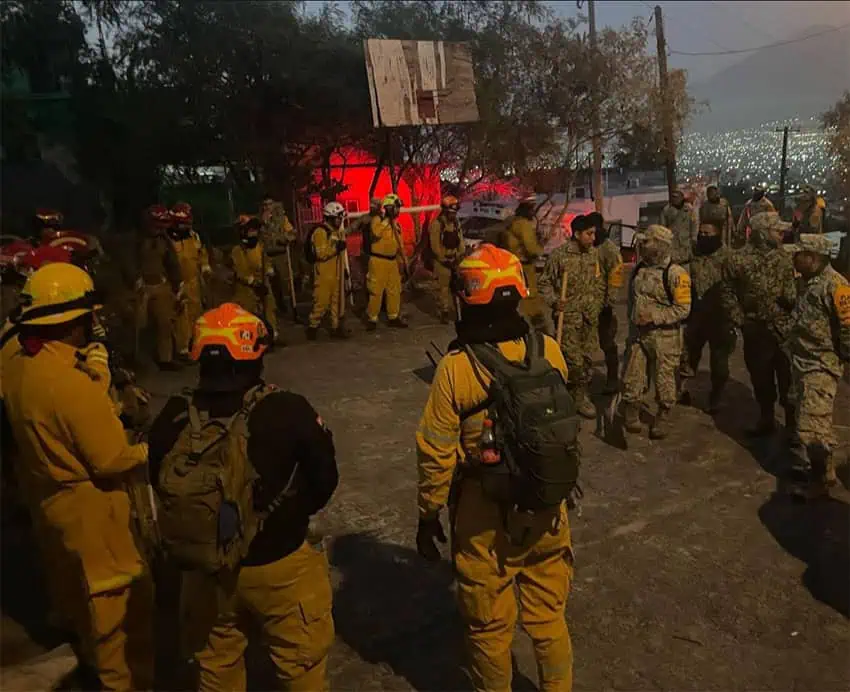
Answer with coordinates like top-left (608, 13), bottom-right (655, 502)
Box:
top-left (661, 190), bottom-right (697, 267)
top-left (586, 212), bottom-right (624, 392)
top-left (783, 234), bottom-right (850, 498)
top-left (679, 223), bottom-right (736, 412)
top-left (722, 211), bottom-right (798, 435)
top-left (539, 218), bottom-right (603, 418)
top-left (735, 188), bottom-right (775, 247)
top-left (621, 225), bottom-right (692, 439)
top-left (699, 186), bottom-right (735, 248)
top-left (260, 196), bottom-right (298, 319)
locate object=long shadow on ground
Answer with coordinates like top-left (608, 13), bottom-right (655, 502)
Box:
top-left (758, 492), bottom-right (850, 618)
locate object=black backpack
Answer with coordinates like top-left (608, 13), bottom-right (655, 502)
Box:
top-left (462, 332), bottom-right (580, 511)
top-left (303, 223), bottom-right (328, 264)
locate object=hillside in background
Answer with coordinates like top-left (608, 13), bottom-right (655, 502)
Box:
top-left (689, 24), bottom-right (850, 133)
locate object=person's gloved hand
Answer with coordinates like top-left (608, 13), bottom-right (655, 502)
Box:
top-left (336, 239), bottom-right (347, 253)
top-left (80, 342), bottom-right (110, 378)
top-left (416, 513), bottom-right (447, 562)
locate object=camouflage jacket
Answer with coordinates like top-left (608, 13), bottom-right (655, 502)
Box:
top-left (627, 256), bottom-right (691, 329)
top-left (538, 239), bottom-right (603, 322)
top-left (661, 204), bottom-right (697, 265)
top-left (690, 246), bottom-right (734, 324)
top-left (597, 238), bottom-right (624, 308)
top-left (735, 197), bottom-right (776, 245)
top-left (261, 203), bottom-right (296, 255)
top-left (784, 265), bottom-right (850, 377)
top-left (721, 228), bottom-right (797, 337)
top-left (699, 199), bottom-right (734, 243)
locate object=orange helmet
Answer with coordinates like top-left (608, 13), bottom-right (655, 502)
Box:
top-left (441, 195), bottom-right (459, 211)
top-left (190, 302), bottom-right (270, 362)
top-left (171, 202), bottom-right (193, 226)
top-left (147, 204), bottom-right (171, 227)
top-left (454, 243), bottom-right (527, 305)
top-left (34, 209), bottom-right (64, 231)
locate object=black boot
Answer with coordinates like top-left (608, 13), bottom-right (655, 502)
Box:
top-left (388, 317), bottom-right (409, 329)
top-left (330, 325), bottom-right (350, 340)
top-left (746, 403), bottom-right (776, 437)
top-left (305, 326), bottom-right (318, 341)
top-left (365, 321), bottom-right (377, 332)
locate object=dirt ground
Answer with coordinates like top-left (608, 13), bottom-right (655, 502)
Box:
top-left (2, 283), bottom-right (849, 691)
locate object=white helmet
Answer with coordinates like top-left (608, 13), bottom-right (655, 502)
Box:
top-left (323, 201), bottom-right (346, 219)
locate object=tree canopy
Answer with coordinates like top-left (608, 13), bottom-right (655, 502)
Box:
top-left (1, 0), bottom-right (695, 227)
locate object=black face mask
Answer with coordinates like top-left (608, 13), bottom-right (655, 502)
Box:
top-left (753, 190), bottom-right (765, 201)
top-left (242, 236), bottom-right (259, 249)
top-left (695, 234), bottom-right (722, 255)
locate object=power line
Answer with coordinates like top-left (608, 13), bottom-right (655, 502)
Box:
top-left (640, 1), bottom-right (732, 53)
top-left (670, 21), bottom-right (850, 56)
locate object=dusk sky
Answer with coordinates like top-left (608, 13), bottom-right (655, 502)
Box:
top-left (550, 1), bottom-right (850, 84)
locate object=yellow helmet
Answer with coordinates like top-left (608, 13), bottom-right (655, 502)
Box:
top-left (381, 194), bottom-right (402, 209)
top-left (13, 263), bottom-right (101, 326)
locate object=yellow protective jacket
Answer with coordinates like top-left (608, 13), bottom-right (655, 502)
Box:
top-left (369, 216), bottom-right (402, 260)
top-left (500, 216), bottom-right (543, 264)
top-left (312, 224), bottom-right (345, 264)
top-left (171, 231), bottom-right (210, 284)
top-left (3, 341), bottom-right (149, 596)
top-left (429, 214), bottom-right (465, 266)
top-left (416, 335), bottom-right (568, 518)
top-left (138, 233), bottom-right (181, 289)
top-left (230, 242), bottom-right (272, 287)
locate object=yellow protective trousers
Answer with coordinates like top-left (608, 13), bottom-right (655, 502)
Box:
top-left (434, 261), bottom-right (455, 316)
top-left (181, 541), bottom-right (334, 692)
top-left (233, 283), bottom-right (279, 336)
top-left (309, 256), bottom-right (342, 329)
top-left (175, 278), bottom-right (204, 355)
top-left (453, 480), bottom-right (574, 692)
top-left (366, 255), bottom-right (402, 322)
top-left (139, 281), bottom-right (176, 363)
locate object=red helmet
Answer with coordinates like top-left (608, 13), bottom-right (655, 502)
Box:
top-left (147, 204), bottom-right (171, 227)
top-left (18, 244), bottom-right (73, 273)
top-left (171, 201), bottom-right (193, 227)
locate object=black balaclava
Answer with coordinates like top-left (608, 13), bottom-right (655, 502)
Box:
top-left (695, 233), bottom-right (722, 256)
top-left (456, 302), bottom-right (529, 346)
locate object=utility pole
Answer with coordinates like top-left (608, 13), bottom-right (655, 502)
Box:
top-left (654, 5), bottom-right (676, 198)
top-left (775, 125), bottom-right (800, 215)
top-left (587, 0), bottom-right (604, 213)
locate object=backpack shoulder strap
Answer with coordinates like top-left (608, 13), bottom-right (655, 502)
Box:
top-left (662, 259), bottom-right (674, 305)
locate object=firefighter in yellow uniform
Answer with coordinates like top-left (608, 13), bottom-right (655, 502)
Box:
top-left (416, 244), bottom-right (574, 692)
top-left (3, 263), bottom-right (153, 690)
top-left (230, 215), bottom-right (280, 341)
top-left (366, 194), bottom-right (408, 330)
top-left (169, 202), bottom-right (211, 358)
top-left (500, 195), bottom-right (547, 330)
top-left (429, 195), bottom-right (465, 323)
top-left (307, 201), bottom-right (350, 340)
top-left (137, 204), bottom-right (182, 369)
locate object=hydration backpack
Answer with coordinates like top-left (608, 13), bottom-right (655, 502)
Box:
top-left (156, 384), bottom-right (296, 575)
top-left (463, 332), bottom-right (581, 511)
top-left (303, 224), bottom-right (328, 264)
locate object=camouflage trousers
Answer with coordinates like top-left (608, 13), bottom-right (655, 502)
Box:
top-left (789, 368), bottom-right (839, 482)
top-left (683, 312), bottom-right (736, 389)
top-left (741, 322), bottom-right (790, 408)
top-left (622, 326), bottom-right (683, 410)
top-left (560, 315), bottom-right (598, 390)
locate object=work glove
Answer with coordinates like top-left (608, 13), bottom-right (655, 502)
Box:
top-left (79, 342), bottom-right (111, 383)
top-left (336, 239), bottom-right (347, 253)
top-left (202, 264), bottom-right (212, 276)
top-left (416, 513), bottom-right (447, 562)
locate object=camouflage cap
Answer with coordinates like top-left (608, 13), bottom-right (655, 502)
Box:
top-left (644, 224), bottom-right (673, 245)
top-left (794, 233), bottom-right (832, 256)
top-left (750, 211), bottom-right (791, 234)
